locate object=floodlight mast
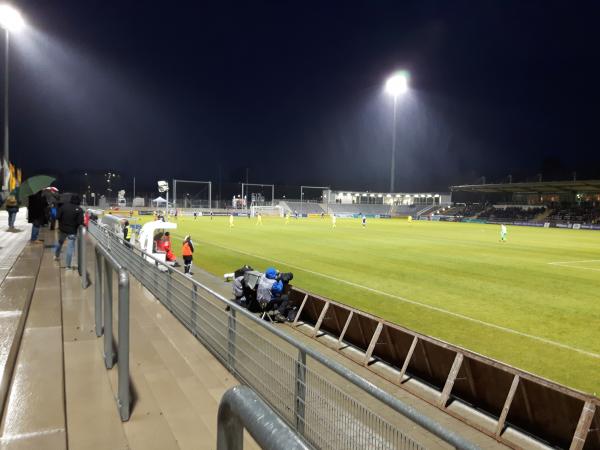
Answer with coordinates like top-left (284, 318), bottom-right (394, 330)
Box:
top-left (385, 71), bottom-right (409, 193)
top-left (0, 4), bottom-right (25, 191)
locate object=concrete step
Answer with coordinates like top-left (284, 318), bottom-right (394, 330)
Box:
top-left (0, 250), bottom-right (66, 449)
top-left (0, 244), bottom-right (43, 431)
top-left (60, 267), bottom-right (130, 450)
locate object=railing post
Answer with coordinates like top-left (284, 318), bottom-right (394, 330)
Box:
top-left (80, 226), bottom-right (89, 289)
top-left (94, 247), bottom-right (103, 337)
top-left (227, 308), bottom-right (236, 373)
top-left (77, 226), bottom-right (83, 277)
top-left (294, 349), bottom-right (306, 434)
top-left (217, 386), bottom-right (310, 450)
top-left (166, 268), bottom-right (172, 312)
top-left (103, 258), bottom-right (115, 369)
top-left (191, 283), bottom-right (198, 335)
top-left (117, 268), bottom-right (130, 421)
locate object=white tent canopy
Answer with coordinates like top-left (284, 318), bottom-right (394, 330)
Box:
top-left (152, 196), bottom-right (167, 206)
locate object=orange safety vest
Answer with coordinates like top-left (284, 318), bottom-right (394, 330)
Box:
top-left (182, 241), bottom-right (193, 256)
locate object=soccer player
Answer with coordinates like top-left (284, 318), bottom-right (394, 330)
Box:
top-left (285, 212), bottom-right (290, 225)
top-left (407, 215), bottom-right (412, 224)
top-left (229, 214), bottom-right (234, 228)
top-left (193, 211), bottom-right (197, 220)
top-left (361, 214), bottom-right (367, 227)
top-left (500, 224), bottom-right (507, 242)
top-left (331, 214), bottom-right (337, 228)
top-left (256, 213), bottom-right (262, 225)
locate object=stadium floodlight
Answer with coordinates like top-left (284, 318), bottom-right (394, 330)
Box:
top-left (385, 72), bottom-right (408, 98)
top-left (385, 70), bottom-right (409, 193)
top-left (0, 4), bottom-right (25, 33)
top-left (157, 180), bottom-right (169, 193)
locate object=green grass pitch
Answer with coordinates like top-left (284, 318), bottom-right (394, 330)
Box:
top-left (136, 214), bottom-right (600, 395)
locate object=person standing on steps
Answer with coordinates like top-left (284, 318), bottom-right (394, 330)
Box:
top-left (54, 194), bottom-right (84, 269)
top-left (182, 235), bottom-right (194, 276)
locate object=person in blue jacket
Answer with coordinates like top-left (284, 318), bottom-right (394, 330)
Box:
top-left (257, 267), bottom-right (287, 321)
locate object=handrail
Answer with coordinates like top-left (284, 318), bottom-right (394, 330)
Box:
top-left (87, 220), bottom-right (480, 449)
top-left (86, 234), bottom-right (131, 421)
top-left (217, 386), bottom-right (310, 450)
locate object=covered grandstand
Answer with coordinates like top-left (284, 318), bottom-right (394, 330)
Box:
top-left (448, 179), bottom-right (600, 226)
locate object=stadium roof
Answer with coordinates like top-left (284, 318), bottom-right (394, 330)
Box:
top-left (450, 179), bottom-right (600, 193)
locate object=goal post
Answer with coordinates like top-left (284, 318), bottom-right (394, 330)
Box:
top-left (173, 179), bottom-right (212, 210)
top-left (250, 205), bottom-right (283, 217)
top-left (241, 183), bottom-right (275, 211)
top-left (300, 185), bottom-right (330, 215)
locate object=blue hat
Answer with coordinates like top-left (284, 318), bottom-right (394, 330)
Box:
top-left (265, 267), bottom-right (277, 279)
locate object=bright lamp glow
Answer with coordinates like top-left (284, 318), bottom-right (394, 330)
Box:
top-left (0, 4), bottom-right (25, 33)
top-left (385, 72), bottom-right (408, 97)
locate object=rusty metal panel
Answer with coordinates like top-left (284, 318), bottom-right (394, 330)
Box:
top-left (406, 338), bottom-right (456, 391)
top-left (371, 325), bottom-right (415, 370)
top-left (318, 302), bottom-right (350, 337)
top-left (452, 356), bottom-right (515, 418)
top-left (286, 286), bottom-right (600, 449)
top-left (571, 401), bottom-right (596, 450)
top-left (583, 406), bottom-right (600, 450)
top-left (507, 377), bottom-right (584, 448)
top-left (296, 293), bottom-right (326, 325)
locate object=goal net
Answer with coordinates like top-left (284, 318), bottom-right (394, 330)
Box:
top-left (173, 180), bottom-right (211, 210)
top-left (250, 205), bottom-right (283, 217)
top-left (242, 183), bottom-right (275, 209)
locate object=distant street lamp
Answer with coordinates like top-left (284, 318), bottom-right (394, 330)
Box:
top-left (385, 71), bottom-right (409, 193)
top-left (0, 4), bottom-right (24, 191)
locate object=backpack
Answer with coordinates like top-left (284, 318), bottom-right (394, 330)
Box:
top-left (5, 195), bottom-right (17, 207)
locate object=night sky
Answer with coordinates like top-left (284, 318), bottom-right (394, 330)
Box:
top-left (6, 0), bottom-right (600, 193)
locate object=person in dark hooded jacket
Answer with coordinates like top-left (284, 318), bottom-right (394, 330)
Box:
top-left (28, 192), bottom-right (48, 242)
top-left (54, 194), bottom-right (84, 269)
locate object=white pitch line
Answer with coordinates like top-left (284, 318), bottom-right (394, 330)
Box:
top-left (548, 259), bottom-right (600, 265)
top-left (185, 236), bottom-right (600, 360)
top-left (553, 266), bottom-right (600, 272)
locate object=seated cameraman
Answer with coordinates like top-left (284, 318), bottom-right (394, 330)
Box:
top-left (257, 267), bottom-right (291, 322)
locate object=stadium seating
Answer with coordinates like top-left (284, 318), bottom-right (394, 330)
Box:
top-left (284, 201), bottom-right (326, 214)
top-left (548, 203), bottom-right (600, 224)
top-left (478, 206), bottom-right (546, 221)
top-left (326, 203), bottom-right (391, 215)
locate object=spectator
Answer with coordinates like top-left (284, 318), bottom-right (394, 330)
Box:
top-left (54, 194), bottom-right (84, 269)
top-left (123, 220), bottom-right (132, 244)
top-left (5, 194), bottom-right (19, 231)
top-left (182, 235), bottom-right (194, 275)
top-left (28, 192), bottom-right (48, 242)
top-left (257, 267), bottom-right (288, 322)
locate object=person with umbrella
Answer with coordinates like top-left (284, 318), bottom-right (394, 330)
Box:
top-left (11, 175), bottom-right (55, 241)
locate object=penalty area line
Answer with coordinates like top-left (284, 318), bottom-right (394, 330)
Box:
top-left (189, 236), bottom-right (600, 360)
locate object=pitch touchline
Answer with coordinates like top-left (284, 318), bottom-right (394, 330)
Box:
top-left (548, 259), bottom-right (600, 265)
top-left (184, 236), bottom-right (600, 360)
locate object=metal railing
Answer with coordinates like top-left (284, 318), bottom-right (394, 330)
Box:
top-left (77, 226), bottom-right (90, 289)
top-left (85, 236), bottom-right (131, 421)
top-left (218, 385), bottom-right (310, 450)
top-left (86, 220), bottom-right (479, 450)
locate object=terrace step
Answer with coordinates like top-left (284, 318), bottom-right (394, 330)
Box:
top-left (0, 249), bottom-right (66, 449)
top-left (0, 243), bottom-right (43, 443)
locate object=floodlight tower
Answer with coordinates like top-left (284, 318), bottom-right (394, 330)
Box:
top-left (0, 4), bottom-right (25, 191)
top-left (385, 71), bottom-right (408, 193)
